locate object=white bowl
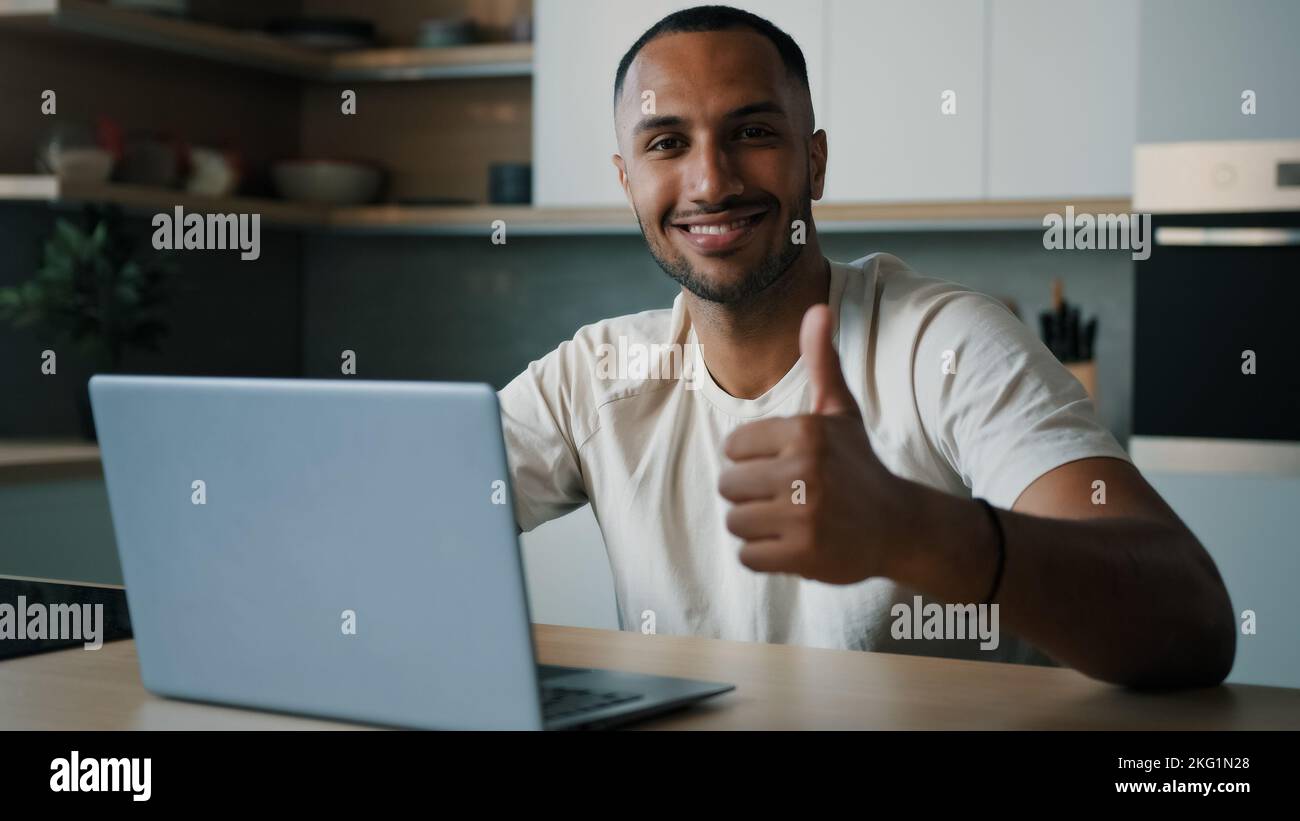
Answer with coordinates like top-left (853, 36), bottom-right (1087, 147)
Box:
top-left (186, 147), bottom-right (240, 197)
top-left (271, 160), bottom-right (383, 205)
top-left (48, 147), bottom-right (115, 185)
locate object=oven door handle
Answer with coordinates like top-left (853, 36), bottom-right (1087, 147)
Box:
top-left (1155, 227), bottom-right (1300, 247)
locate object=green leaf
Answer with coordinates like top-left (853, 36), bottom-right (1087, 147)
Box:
top-left (0, 209), bottom-right (171, 364)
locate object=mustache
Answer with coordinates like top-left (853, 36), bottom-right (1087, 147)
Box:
top-left (665, 195), bottom-right (779, 223)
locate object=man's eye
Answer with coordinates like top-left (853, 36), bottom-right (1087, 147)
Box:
top-left (739, 126), bottom-right (774, 139)
top-left (651, 137), bottom-right (683, 151)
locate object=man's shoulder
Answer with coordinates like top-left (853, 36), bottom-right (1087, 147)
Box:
top-left (568, 305), bottom-right (679, 354)
top-left (843, 252), bottom-right (1011, 341)
top-left (510, 303), bottom-right (687, 413)
top-left (849, 252), bottom-right (976, 306)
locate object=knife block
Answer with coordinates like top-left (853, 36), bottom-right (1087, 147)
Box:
top-left (1065, 360), bottom-right (1098, 403)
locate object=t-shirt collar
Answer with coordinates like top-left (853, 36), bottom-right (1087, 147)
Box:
top-left (682, 257), bottom-right (849, 419)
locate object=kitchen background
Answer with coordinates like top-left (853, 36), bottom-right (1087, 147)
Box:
top-left (1, 0), bottom-right (1296, 685)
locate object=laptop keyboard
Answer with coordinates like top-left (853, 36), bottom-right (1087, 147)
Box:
top-left (542, 685), bottom-right (643, 721)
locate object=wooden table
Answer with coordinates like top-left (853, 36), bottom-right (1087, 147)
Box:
top-left (3, 624), bottom-right (1298, 730)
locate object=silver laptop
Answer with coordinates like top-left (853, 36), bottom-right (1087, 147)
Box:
top-left (89, 375), bottom-right (732, 730)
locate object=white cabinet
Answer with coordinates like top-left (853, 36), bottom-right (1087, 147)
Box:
top-left (534, 0), bottom-right (1139, 207)
top-left (534, 0), bottom-right (827, 207)
top-left (823, 0), bottom-right (987, 203)
top-left (1142, 470), bottom-right (1300, 689)
top-left (988, 0), bottom-right (1138, 198)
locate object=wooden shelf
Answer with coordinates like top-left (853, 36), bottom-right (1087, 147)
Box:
top-left (0, 174), bottom-right (58, 199)
top-left (330, 42), bottom-right (533, 81)
top-left (0, 176), bottom-right (1132, 235)
top-left (329, 202), bottom-right (637, 235)
top-left (0, 0), bottom-right (533, 81)
top-left (0, 439), bottom-right (100, 484)
top-left (54, 180), bottom-right (332, 227)
top-left (811, 199), bottom-right (1134, 232)
top-left (329, 198), bottom-right (1137, 235)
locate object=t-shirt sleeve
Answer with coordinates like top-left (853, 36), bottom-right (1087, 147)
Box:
top-left (498, 339), bottom-right (591, 532)
top-left (911, 290), bottom-right (1130, 510)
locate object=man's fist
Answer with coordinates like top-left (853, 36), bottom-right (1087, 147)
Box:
top-left (718, 304), bottom-right (906, 584)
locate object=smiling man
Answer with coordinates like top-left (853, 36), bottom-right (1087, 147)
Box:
top-left (499, 5), bottom-right (1236, 687)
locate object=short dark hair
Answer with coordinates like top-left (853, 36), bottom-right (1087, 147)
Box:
top-left (612, 5), bottom-right (810, 110)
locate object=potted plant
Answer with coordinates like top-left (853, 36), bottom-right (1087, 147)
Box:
top-left (0, 205), bottom-right (170, 440)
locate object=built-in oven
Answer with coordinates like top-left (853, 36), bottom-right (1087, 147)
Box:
top-left (1130, 140), bottom-right (1300, 688)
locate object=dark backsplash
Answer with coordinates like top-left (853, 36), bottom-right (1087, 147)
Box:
top-left (0, 203), bottom-right (1134, 443)
top-left (301, 229), bottom-right (1135, 442)
top-left (0, 203), bottom-right (302, 436)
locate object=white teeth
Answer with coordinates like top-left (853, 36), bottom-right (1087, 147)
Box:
top-left (685, 215), bottom-right (757, 234)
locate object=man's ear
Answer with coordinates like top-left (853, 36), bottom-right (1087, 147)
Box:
top-left (612, 153), bottom-right (633, 207)
top-left (808, 129), bottom-right (828, 201)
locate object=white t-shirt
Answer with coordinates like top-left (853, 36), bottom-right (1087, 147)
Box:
top-left (499, 253), bottom-right (1129, 663)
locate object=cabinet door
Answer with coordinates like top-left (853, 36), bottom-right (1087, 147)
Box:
top-left (988, 0), bottom-right (1138, 199)
top-left (534, 0), bottom-right (827, 207)
top-left (823, 0), bottom-right (987, 203)
top-left (1143, 470), bottom-right (1300, 689)
top-left (1138, 0), bottom-right (1300, 143)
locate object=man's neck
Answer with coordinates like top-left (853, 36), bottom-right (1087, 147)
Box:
top-left (685, 246), bottom-right (832, 400)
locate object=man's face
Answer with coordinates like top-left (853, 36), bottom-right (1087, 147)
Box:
top-left (613, 29), bottom-right (827, 305)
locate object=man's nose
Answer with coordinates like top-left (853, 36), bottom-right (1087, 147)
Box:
top-left (687, 139), bottom-right (743, 204)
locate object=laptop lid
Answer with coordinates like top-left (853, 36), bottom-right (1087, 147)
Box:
top-left (90, 375), bottom-right (544, 730)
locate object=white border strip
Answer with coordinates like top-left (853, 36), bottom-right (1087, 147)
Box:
top-left (0, 175), bottom-right (58, 199)
top-left (1129, 436), bottom-right (1300, 477)
top-left (1156, 227), bottom-right (1300, 247)
top-left (0, 573), bottom-right (124, 590)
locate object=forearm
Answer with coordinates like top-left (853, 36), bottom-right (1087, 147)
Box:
top-left (886, 482), bottom-right (1237, 688)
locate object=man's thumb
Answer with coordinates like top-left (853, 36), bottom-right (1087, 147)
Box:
top-left (800, 304), bottom-right (859, 417)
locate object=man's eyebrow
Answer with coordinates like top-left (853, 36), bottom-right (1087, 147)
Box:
top-left (725, 101), bottom-right (787, 119)
top-left (630, 101), bottom-right (787, 137)
top-left (632, 114), bottom-right (687, 136)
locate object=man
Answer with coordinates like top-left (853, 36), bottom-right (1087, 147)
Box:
top-left (499, 5), bottom-right (1235, 688)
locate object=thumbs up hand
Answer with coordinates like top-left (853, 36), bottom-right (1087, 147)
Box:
top-left (719, 304), bottom-right (908, 584)
top-left (801, 302), bottom-right (861, 418)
